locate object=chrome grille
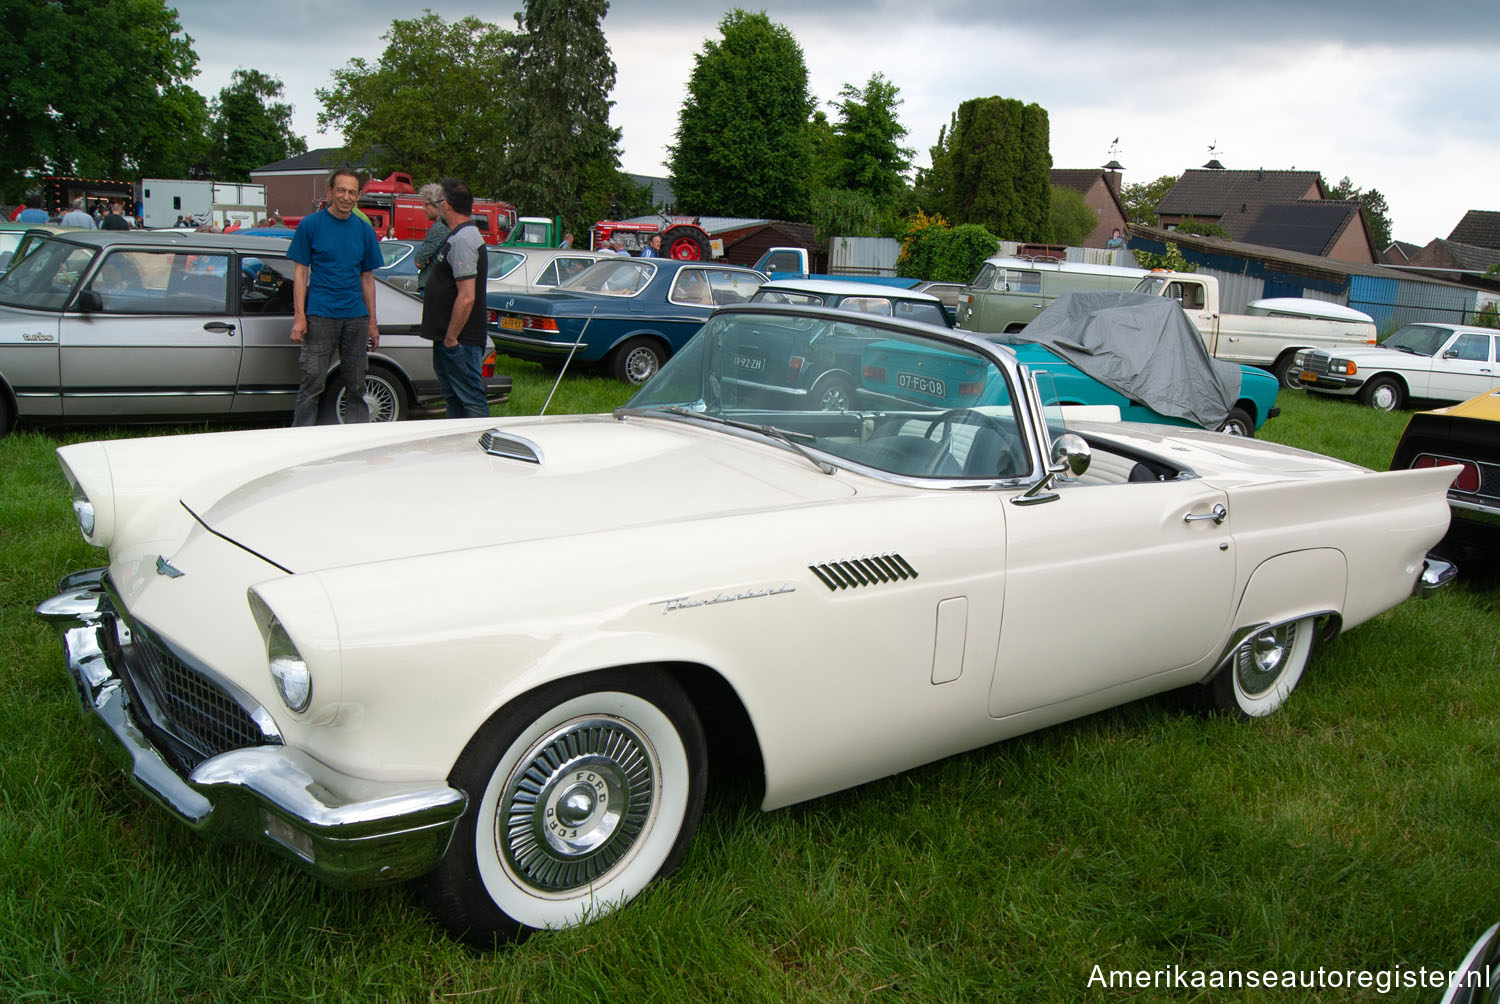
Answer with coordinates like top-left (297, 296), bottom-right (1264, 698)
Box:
top-left (1297, 353), bottom-right (1331, 376)
top-left (128, 624), bottom-right (272, 768)
top-left (809, 553), bottom-right (918, 591)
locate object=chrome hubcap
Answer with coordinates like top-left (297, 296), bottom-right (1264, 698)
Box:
top-left (498, 716), bottom-right (656, 893)
top-left (1237, 621), bottom-right (1299, 697)
top-left (1372, 385), bottom-right (1396, 410)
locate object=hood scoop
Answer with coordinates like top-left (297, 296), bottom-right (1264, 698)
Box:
top-left (809, 553), bottom-right (918, 591)
top-left (479, 429), bottom-right (543, 464)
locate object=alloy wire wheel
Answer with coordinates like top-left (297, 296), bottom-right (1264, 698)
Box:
top-left (423, 669), bottom-right (706, 945)
top-left (331, 368), bottom-right (406, 423)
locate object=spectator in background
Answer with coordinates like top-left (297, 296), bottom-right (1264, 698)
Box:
top-left (558, 232), bottom-right (573, 248)
top-left (1105, 228), bottom-right (1127, 251)
top-left (419, 177), bottom-right (489, 419)
top-left (287, 168), bottom-right (384, 425)
top-left (412, 182), bottom-right (450, 295)
top-left (17, 196), bottom-right (48, 223)
top-left (60, 197), bottom-right (96, 229)
top-left (100, 202), bottom-right (132, 231)
top-left (640, 234), bottom-right (663, 258)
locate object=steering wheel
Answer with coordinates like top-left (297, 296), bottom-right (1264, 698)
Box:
top-left (922, 408), bottom-right (1022, 478)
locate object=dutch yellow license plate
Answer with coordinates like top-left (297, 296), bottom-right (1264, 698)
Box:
top-left (1300, 370), bottom-right (1316, 383)
top-left (500, 316), bottom-right (523, 331)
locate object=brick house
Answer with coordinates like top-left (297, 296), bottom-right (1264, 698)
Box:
top-left (1154, 168), bottom-right (1375, 264)
top-left (1049, 165), bottom-right (1129, 248)
top-left (250, 148), bottom-right (375, 220)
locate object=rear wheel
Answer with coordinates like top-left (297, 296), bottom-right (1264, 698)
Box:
top-left (1217, 406), bottom-right (1254, 437)
top-left (1360, 375), bottom-right (1404, 411)
top-left (1206, 617), bottom-right (1317, 718)
top-left (662, 227), bottom-right (710, 261)
top-left (421, 669), bottom-right (707, 946)
top-left (810, 371), bottom-right (855, 411)
top-left (322, 364), bottom-right (408, 423)
top-left (610, 338), bottom-right (665, 384)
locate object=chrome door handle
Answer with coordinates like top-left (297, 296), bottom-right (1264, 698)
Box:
top-left (1184, 503), bottom-right (1228, 525)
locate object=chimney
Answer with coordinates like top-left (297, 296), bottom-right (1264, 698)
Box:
top-left (1102, 160), bottom-right (1124, 196)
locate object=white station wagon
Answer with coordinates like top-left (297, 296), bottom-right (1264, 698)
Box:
top-left (39, 302), bottom-right (1458, 945)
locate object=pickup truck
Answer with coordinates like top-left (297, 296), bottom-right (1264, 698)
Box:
top-left (1133, 270), bottom-right (1378, 388)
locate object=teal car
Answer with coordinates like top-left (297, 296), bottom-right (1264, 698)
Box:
top-left (859, 337), bottom-right (1280, 436)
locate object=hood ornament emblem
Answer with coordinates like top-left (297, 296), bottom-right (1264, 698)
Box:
top-left (155, 555), bottom-right (185, 578)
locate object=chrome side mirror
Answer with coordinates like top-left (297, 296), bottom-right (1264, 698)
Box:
top-left (1052, 433), bottom-right (1091, 477)
top-left (1011, 433), bottom-right (1090, 507)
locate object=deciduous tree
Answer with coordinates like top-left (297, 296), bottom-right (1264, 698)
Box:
top-left (1049, 186), bottom-right (1097, 246)
top-left (1328, 175), bottom-right (1394, 249)
top-left (1120, 173), bottom-right (1178, 227)
top-left (669, 10), bottom-right (814, 218)
top-left (0, 0), bottom-right (200, 197)
top-left (317, 14), bottom-right (513, 196)
top-left (827, 73), bottom-right (912, 206)
top-left (210, 70), bottom-right (306, 182)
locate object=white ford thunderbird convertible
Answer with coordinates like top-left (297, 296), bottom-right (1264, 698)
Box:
top-left (39, 303), bottom-right (1458, 945)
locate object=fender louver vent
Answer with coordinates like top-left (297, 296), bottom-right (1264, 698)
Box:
top-left (809, 554), bottom-right (918, 591)
top-left (479, 430), bottom-right (543, 464)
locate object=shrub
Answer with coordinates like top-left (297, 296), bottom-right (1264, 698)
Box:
top-left (1133, 241), bottom-right (1196, 272)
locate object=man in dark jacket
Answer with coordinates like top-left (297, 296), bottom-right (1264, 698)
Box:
top-left (420, 178), bottom-right (489, 418)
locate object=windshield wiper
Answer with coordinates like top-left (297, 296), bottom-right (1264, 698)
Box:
top-left (645, 405), bottom-right (837, 475)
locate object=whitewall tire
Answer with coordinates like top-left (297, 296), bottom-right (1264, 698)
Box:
top-left (423, 669), bottom-right (706, 945)
top-left (1209, 617), bottom-right (1316, 718)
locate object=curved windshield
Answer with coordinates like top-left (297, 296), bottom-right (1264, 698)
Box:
top-left (559, 259), bottom-right (656, 296)
top-left (626, 311), bottom-right (1028, 480)
top-left (1382, 324), bottom-right (1448, 356)
top-left (0, 238), bottom-right (97, 310)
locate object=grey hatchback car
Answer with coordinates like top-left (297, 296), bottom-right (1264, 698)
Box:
top-left (0, 230), bottom-right (510, 434)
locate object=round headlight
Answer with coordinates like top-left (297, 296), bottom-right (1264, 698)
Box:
top-left (267, 617), bottom-right (312, 713)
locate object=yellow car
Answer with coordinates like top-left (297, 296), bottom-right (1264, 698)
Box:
top-left (1391, 385), bottom-right (1500, 560)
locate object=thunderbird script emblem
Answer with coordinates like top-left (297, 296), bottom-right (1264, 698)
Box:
top-left (155, 555), bottom-right (185, 578)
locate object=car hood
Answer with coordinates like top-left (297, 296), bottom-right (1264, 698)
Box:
top-left (182, 415), bottom-right (856, 573)
top-left (1309, 344), bottom-right (1428, 364)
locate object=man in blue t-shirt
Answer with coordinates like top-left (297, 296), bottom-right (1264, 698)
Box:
top-left (287, 169), bottom-right (385, 425)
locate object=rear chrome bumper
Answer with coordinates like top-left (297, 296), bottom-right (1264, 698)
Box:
top-left (1413, 556), bottom-right (1459, 598)
top-left (36, 569), bottom-right (466, 888)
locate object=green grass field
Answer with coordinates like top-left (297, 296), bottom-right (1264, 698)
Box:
top-left (1, 374), bottom-right (1495, 1003)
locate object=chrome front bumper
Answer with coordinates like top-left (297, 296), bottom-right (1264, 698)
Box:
top-left (36, 569), bottom-right (467, 888)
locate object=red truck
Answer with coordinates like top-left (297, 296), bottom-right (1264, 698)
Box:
top-left (358, 173), bottom-right (518, 245)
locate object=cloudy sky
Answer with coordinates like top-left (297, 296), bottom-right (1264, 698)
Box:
top-left (172, 1), bottom-right (1497, 245)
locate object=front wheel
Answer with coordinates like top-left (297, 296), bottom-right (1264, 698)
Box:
top-left (1206, 617), bottom-right (1317, 718)
top-left (610, 337), bottom-right (665, 384)
top-left (422, 669), bottom-right (707, 946)
top-left (1360, 375), bottom-right (1405, 412)
top-left (1217, 406), bottom-right (1254, 437)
